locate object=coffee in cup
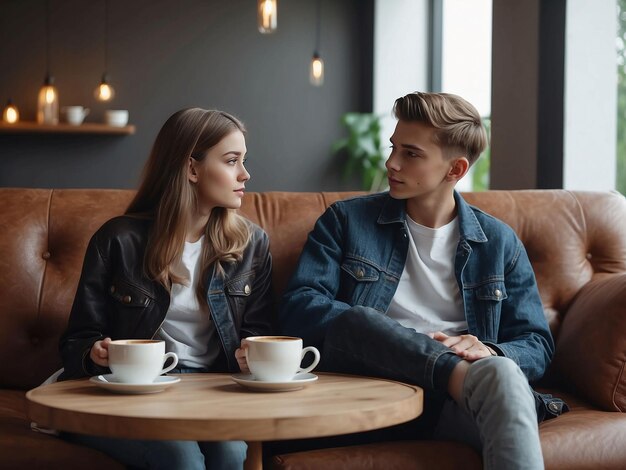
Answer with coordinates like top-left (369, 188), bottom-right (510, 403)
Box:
top-left (245, 336), bottom-right (320, 382)
top-left (108, 339), bottom-right (178, 384)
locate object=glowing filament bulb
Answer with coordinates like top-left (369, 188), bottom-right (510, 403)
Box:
top-left (45, 86), bottom-right (56, 103)
top-left (310, 54), bottom-right (324, 86)
top-left (95, 82), bottom-right (115, 101)
top-left (3, 101), bottom-right (19, 123)
top-left (258, 0), bottom-right (277, 34)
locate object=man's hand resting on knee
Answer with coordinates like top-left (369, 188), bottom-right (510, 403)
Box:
top-left (430, 331), bottom-right (497, 361)
top-left (430, 332), bottom-right (498, 403)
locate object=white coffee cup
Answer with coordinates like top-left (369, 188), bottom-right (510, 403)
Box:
top-left (63, 106), bottom-right (89, 125)
top-left (108, 339), bottom-right (178, 384)
top-left (104, 109), bottom-right (129, 127)
top-left (245, 336), bottom-right (320, 382)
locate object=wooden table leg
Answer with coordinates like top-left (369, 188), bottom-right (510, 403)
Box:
top-left (244, 441), bottom-right (263, 470)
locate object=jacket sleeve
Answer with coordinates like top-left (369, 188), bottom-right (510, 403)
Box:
top-left (279, 205), bottom-right (352, 347)
top-left (488, 239), bottom-right (555, 383)
top-left (58, 231), bottom-right (111, 380)
top-left (239, 229), bottom-right (275, 338)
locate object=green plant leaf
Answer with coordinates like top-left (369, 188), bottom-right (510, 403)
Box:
top-left (333, 112), bottom-right (387, 191)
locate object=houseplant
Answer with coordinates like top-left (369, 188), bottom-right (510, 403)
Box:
top-left (332, 112), bottom-right (387, 192)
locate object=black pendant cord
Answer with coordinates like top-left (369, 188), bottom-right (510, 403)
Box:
top-left (314, 0), bottom-right (321, 55)
top-left (104, 0), bottom-right (109, 75)
top-left (45, 0), bottom-right (51, 77)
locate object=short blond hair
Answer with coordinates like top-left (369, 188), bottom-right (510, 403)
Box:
top-left (393, 92), bottom-right (488, 165)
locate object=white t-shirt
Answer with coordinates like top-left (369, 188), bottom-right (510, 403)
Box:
top-left (386, 216), bottom-right (467, 335)
top-left (157, 236), bottom-right (220, 369)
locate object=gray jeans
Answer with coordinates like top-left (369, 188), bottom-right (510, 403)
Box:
top-left (322, 306), bottom-right (544, 470)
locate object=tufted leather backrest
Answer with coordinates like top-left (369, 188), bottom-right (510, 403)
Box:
top-left (1, 188), bottom-right (625, 390)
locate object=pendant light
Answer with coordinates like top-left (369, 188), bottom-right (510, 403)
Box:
top-left (37, 0), bottom-right (59, 124)
top-left (257, 0), bottom-right (277, 34)
top-left (2, 99), bottom-right (19, 124)
top-left (309, 0), bottom-right (324, 86)
top-left (94, 0), bottom-right (115, 101)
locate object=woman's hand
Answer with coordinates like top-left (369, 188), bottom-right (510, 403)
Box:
top-left (235, 338), bottom-right (250, 373)
top-left (430, 332), bottom-right (496, 362)
top-left (90, 337), bottom-right (112, 367)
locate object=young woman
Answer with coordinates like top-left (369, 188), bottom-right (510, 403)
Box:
top-left (58, 108), bottom-right (274, 470)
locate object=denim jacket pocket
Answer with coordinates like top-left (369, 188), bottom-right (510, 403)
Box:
top-left (471, 281), bottom-right (508, 337)
top-left (339, 257), bottom-right (381, 305)
top-left (224, 271), bottom-right (256, 320)
top-left (225, 271), bottom-right (256, 297)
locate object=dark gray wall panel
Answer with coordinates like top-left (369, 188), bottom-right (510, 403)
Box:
top-left (0, 0), bottom-right (373, 191)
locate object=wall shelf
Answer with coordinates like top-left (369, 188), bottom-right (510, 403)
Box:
top-left (0, 121), bottom-right (135, 135)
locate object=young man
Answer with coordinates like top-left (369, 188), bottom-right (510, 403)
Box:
top-left (280, 92), bottom-right (563, 469)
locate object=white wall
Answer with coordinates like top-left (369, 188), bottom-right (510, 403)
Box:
top-left (373, 0), bottom-right (430, 148)
top-left (441, 0), bottom-right (492, 117)
top-left (563, 0), bottom-right (617, 190)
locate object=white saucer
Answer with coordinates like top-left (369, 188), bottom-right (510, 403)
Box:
top-left (231, 373), bottom-right (318, 392)
top-left (89, 374), bottom-right (181, 394)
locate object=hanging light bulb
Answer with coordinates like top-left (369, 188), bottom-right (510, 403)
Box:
top-left (95, 0), bottom-right (115, 101)
top-left (310, 52), bottom-right (324, 86)
top-left (2, 99), bottom-right (19, 124)
top-left (257, 0), bottom-right (277, 34)
top-left (95, 73), bottom-right (115, 101)
top-left (309, 0), bottom-right (324, 86)
top-left (37, 76), bottom-right (59, 124)
top-left (37, 0), bottom-right (59, 124)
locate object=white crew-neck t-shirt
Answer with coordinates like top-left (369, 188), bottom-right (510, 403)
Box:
top-left (157, 236), bottom-right (220, 369)
top-left (386, 216), bottom-right (467, 335)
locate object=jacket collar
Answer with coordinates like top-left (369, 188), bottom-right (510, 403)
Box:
top-left (376, 191), bottom-right (487, 243)
top-left (454, 191), bottom-right (487, 243)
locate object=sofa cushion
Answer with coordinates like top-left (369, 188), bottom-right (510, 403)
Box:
top-left (270, 440), bottom-right (482, 470)
top-left (0, 390), bottom-right (123, 469)
top-left (552, 273), bottom-right (626, 411)
top-left (270, 389), bottom-right (626, 470)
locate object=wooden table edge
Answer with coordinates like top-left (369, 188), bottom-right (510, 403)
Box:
top-left (26, 373), bottom-right (424, 441)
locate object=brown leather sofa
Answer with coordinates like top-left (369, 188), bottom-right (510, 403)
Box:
top-left (1, 188), bottom-right (625, 469)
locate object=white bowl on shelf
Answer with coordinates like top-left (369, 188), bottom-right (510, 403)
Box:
top-left (104, 110), bottom-right (129, 127)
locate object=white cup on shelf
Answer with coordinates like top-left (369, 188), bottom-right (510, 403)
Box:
top-left (104, 109), bottom-right (129, 127)
top-left (63, 106), bottom-right (89, 125)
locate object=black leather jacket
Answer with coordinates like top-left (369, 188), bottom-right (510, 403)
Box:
top-left (59, 215), bottom-right (274, 380)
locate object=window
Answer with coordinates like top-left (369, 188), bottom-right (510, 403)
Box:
top-left (440, 0), bottom-right (492, 191)
top-left (617, 0), bottom-right (626, 194)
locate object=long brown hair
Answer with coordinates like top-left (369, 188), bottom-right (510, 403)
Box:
top-left (126, 108), bottom-right (251, 300)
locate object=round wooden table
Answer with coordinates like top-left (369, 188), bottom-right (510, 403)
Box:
top-left (27, 373), bottom-right (423, 469)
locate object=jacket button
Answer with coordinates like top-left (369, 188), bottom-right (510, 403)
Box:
top-left (356, 269), bottom-right (365, 279)
top-left (244, 284), bottom-right (251, 295)
top-left (42, 251), bottom-right (51, 260)
top-left (548, 401), bottom-right (560, 413)
top-left (494, 289), bottom-right (502, 298)
top-left (110, 285), bottom-right (116, 294)
top-left (122, 295), bottom-right (132, 304)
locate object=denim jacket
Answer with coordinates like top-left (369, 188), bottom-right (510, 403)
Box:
top-left (280, 191), bottom-right (554, 384)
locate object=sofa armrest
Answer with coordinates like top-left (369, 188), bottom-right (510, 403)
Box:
top-left (552, 273), bottom-right (626, 411)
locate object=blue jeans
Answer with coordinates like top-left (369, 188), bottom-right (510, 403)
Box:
top-left (62, 367), bottom-right (247, 470)
top-left (322, 306), bottom-right (544, 470)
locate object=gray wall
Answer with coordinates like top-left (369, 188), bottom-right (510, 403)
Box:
top-left (0, 0), bottom-right (373, 191)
